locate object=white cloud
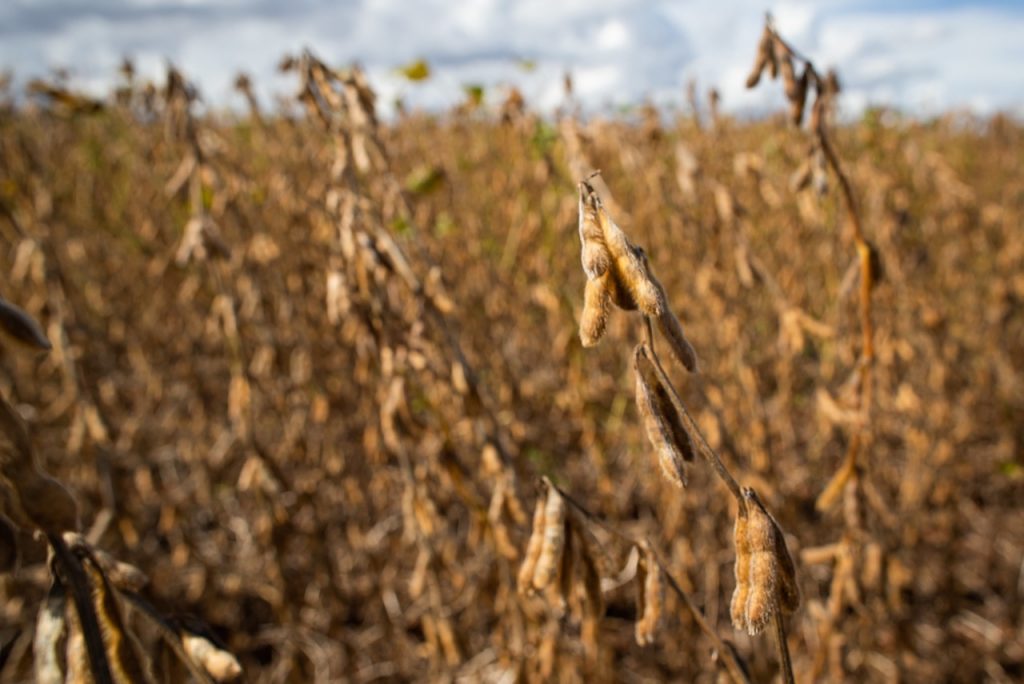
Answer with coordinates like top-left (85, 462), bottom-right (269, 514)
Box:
top-left (0, 0), bottom-right (1021, 118)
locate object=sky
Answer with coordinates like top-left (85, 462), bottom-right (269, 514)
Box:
top-left (1, 0), bottom-right (1022, 118)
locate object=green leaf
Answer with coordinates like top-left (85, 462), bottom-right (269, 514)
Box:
top-left (404, 165), bottom-right (446, 195)
top-left (397, 59), bottom-right (431, 82)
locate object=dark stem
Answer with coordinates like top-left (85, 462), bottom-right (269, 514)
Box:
top-left (771, 598), bottom-right (796, 684)
top-left (47, 533), bottom-right (114, 684)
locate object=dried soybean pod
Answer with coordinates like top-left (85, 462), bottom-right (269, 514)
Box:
top-left (578, 183), bottom-right (612, 279)
top-left (580, 272), bottom-right (613, 347)
top-left (637, 545), bottom-right (663, 645)
top-left (532, 485), bottom-right (566, 591)
top-left (743, 523), bottom-right (776, 635)
top-left (34, 583), bottom-right (68, 684)
top-left (633, 547), bottom-right (648, 645)
top-left (749, 490), bottom-right (800, 614)
top-left (789, 64), bottom-right (810, 126)
top-left (608, 240), bottom-right (662, 318)
top-left (517, 494), bottom-right (548, 594)
top-left (655, 298), bottom-right (699, 372)
top-left (780, 51), bottom-right (797, 99)
top-left (730, 507), bottom-right (753, 632)
top-left (634, 344), bottom-right (694, 489)
top-left (738, 488), bottom-right (800, 635)
top-left (181, 632), bottom-right (243, 682)
top-left (579, 180), bottom-right (662, 317)
top-left (745, 25), bottom-right (773, 88)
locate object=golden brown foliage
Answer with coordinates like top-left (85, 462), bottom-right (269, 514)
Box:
top-left (0, 52), bottom-right (1021, 682)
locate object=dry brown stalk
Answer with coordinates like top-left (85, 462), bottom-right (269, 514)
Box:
top-left (746, 20), bottom-right (876, 498)
top-left (574, 174), bottom-right (803, 682)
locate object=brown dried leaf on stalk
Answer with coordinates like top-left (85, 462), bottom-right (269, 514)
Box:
top-left (634, 344), bottom-right (695, 488)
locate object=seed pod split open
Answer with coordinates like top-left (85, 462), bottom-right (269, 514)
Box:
top-left (634, 344), bottom-right (695, 488)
